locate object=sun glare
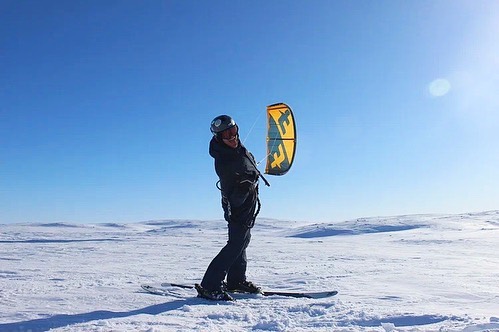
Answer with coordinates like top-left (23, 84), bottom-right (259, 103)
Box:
top-left (428, 78), bottom-right (451, 97)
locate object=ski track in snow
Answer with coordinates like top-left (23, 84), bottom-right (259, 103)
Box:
top-left (0, 211), bottom-right (498, 331)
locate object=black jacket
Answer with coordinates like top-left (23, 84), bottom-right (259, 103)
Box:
top-left (209, 137), bottom-right (259, 226)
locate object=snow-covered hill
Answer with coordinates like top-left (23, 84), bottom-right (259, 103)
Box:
top-left (1, 211), bottom-right (498, 331)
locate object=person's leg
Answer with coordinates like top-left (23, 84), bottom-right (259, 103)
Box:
top-left (226, 231), bottom-right (251, 285)
top-left (200, 223), bottom-right (250, 291)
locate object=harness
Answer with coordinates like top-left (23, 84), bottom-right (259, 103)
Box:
top-left (212, 141), bottom-right (268, 229)
top-left (216, 180), bottom-right (261, 229)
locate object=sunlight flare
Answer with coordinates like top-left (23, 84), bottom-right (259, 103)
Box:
top-left (429, 78), bottom-right (451, 97)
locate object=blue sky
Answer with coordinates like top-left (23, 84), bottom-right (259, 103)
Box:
top-left (1, 0), bottom-right (499, 224)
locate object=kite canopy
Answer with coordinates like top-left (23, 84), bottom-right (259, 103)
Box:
top-left (265, 103), bottom-right (296, 176)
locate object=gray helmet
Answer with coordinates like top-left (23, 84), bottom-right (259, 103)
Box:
top-left (210, 115), bottom-right (237, 134)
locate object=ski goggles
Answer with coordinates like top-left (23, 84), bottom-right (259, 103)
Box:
top-left (220, 126), bottom-right (238, 140)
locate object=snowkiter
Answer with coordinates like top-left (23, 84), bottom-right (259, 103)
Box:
top-left (196, 115), bottom-right (262, 301)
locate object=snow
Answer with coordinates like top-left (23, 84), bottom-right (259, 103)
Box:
top-left (1, 211), bottom-right (498, 331)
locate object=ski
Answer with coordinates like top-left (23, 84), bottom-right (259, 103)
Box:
top-left (140, 284), bottom-right (186, 299)
top-left (258, 289), bottom-right (338, 299)
top-left (141, 282), bottom-right (338, 299)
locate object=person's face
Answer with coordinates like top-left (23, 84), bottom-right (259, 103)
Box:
top-left (220, 126), bottom-right (239, 149)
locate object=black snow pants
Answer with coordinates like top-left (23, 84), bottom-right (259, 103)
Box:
top-left (200, 222), bottom-right (251, 291)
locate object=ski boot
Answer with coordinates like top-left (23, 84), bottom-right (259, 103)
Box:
top-left (195, 284), bottom-right (234, 301)
top-left (226, 280), bottom-right (262, 294)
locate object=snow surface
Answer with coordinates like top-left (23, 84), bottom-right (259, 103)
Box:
top-left (1, 211), bottom-right (498, 332)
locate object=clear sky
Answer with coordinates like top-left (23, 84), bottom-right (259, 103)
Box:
top-left (1, 0), bottom-right (499, 224)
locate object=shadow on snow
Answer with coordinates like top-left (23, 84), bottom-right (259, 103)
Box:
top-left (349, 314), bottom-right (453, 327)
top-left (0, 298), bottom-right (456, 331)
top-left (0, 239), bottom-right (124, 244)
top-left (0, 298), bottom-right (209, 332)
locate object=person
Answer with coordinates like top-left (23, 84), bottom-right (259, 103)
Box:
top-left (195, 115), bottom-right (263, 301)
